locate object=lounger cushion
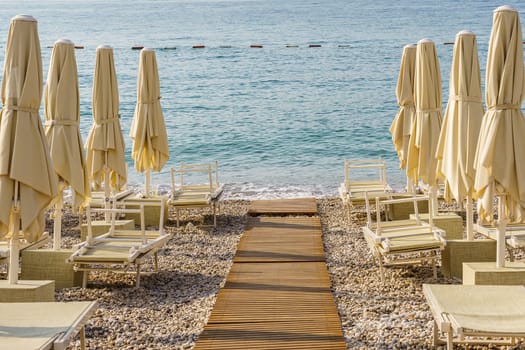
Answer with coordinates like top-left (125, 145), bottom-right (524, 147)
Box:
top-left (423, 284), bottom-right (525, 334)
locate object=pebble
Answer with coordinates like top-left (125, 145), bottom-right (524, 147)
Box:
top-left (1, 197), bottom-right (516, 349)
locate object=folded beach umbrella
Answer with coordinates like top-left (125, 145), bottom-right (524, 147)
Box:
top-left (390, 44), bottom-right (416, 191)
top-left (0, 15), bottom-right (58, 283)
top-left (436, 31), bottom-right (484, 240)
top-left (474, 5), bottom-right (525, 267)
top-left (44, 39), bottom-right (91, 250)
top-left (406, 39), bottom-right (443, 214)
top-left (85, 45), bottom-right (127, 201)
top-left (130, 48), bottom-right (169, 196)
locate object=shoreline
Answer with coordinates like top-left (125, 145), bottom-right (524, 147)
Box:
top-left (5, 196), bottom-right (497, 349)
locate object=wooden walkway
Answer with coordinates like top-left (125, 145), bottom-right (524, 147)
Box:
top-left (194, 199), bottom-right (347, 350)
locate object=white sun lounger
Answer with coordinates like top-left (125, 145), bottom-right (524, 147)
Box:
top-left (169, 161), bottom-right (224, 227)
top-left (362, 195), bottom-right (446, 282)
top-left (88, 188), bottom-right (135, 208)
top-left (338, 159), bottom-right (393, 220)
top-left (0, 232), bottom-right (50, 267)
top-left (0, 300), bottom-right (97, 350)
top-left (474, 223), bottom-right (525, 260)
top-left (423, 284), bottom-right (525, 349)
top-left (67, 200), bottom-right (171, 288)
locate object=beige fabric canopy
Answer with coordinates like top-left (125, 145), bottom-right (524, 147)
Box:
top-left (474, 6), bottom-right (525, 224)
top-left (85, 45), bottom-right (127, 192)
top-left (436, 31), bottom-right (483, 203)
top-left (406, 39), bottom-right (442, 187)
top-left (130, 48), bottom-right (169, 182)
top-left (390, 44), bottom-right (416, 170)
top-left (0, 15), bottom-right (58, 242)
top-left (44, 39), bottom-right (90, 210)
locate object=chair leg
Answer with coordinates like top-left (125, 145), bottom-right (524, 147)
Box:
top-left (446, 323), bottom-right (453, 350)
top-left (432, 321), bottom-right (439, 347)
top-left (82, 271), bottom-right (88, 289)
top-left (154, 252), bottom-right (159, 272)
top-left (136, 264), bottom-right (141, 288)
top-left (432, 254), bottom-right (437, 279)
top-left (80, 326), bottom-right (86, 350)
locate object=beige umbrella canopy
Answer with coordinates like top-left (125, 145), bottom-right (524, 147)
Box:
top-left (474, 6), bottom-right (525, 267)
top-left (44, 38), bottom-right (91, 249)
top-left (436, 30), bottom-right (484, 240)
top-left (390, 44), bottom-right (416, 191)
top-left (130, 48), bottom-right (169, 196)
top-left (406, 39), bottom-right (443, 213)
top-left (0, 15), bottom-right (58, 283)
top-left (85, 45), bottom-right (127, 194)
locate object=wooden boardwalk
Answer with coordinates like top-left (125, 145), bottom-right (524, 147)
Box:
top-left (195, 199), bottom-right (347, 350)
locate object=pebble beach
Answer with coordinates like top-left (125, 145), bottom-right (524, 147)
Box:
top-left (7, 197), bottom-right (507, 350)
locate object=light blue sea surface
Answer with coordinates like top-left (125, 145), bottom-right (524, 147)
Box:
top-left (0, 0), bottom-right (522, 198)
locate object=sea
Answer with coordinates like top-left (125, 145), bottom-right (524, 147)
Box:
top-left (0, 0), bottom-right (522, 199)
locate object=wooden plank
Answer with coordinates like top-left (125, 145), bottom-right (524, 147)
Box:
top-left (194, 201), bottom-right (346, 350)
top-left (196, 320), bottom-right (347, 349)
top-left (236, 217), bottom-right (325, 262)
top-left (248, 198), bottom-right (318, 216)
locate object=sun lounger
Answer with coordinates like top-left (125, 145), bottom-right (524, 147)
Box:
top-left (339, 159), bottom-right (392, 220)
top-left (474, 223), bottom-right (525, 260)
top-left (67, 200), bottom-right (171, 288)
top-left (0, 232), bottom-right (50, 267)
top-left (169, 161), bottom-right (224, 227)
top-left (423, 284), bottom-right (525, 349)
top-left (0, 300), bottom-right (97, 350)
top-left (362, 195), bottom-right (446, 282)
top-left (88, 188), bottom-right (135, 208)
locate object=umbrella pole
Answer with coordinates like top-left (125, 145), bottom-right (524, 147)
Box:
top-left (145, 170), bottom-right (151, 197)
top-left (496, 195), bottom-right (507, 268)
top-left (104, 152), bottom-right (110, 222)
top-left (8, 181), bottom-right (20, 284)
top-left (430, 185), bottom-right (439, 216)
top-left (406, 177), bottom-right (414, 194)
top-left (53, 188), bottom-right (63, 250)
top-left (466, 194), bottom-right (474, 240)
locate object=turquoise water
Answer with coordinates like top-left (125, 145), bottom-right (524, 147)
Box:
top-left (0, 1), bottom-right (522, 198)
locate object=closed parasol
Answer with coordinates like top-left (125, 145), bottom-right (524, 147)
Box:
top-left (474, 6), bottom-right (525, 267)
top-left (436, 30), bottom-right (484, 240)
top-left (390, 44), bottom-right (416, 191)
top-left (130, 48), bottom-right (169, 196)
top-left (406, 38), bottom-right (443, 214)
top-left (0, 15), bottom-right (58, 283)
top-left (85, 45), bottom-right (126, 217)
top-left (44, 38), bottom-right (91, 249)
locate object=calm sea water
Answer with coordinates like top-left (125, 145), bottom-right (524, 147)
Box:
top-left (0, 0), bottom-right (522, 198)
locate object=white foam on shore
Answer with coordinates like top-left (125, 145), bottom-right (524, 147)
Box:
top-left (61, 182), bottom-right (340, 202)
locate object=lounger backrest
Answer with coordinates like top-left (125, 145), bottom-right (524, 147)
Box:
top-left (85, 204), bottom-right (147, 244)
top-left (170, 161), bottom-right (220, 193)
top-left (124, 198), bottom-right (166, 235)
top-left (366, 195), bottom-right (432, 236)
top-left (344, 158), bottom-right (388, 194)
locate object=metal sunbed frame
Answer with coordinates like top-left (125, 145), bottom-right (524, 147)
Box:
top-left (362, 194), bottom-right (446, 282)
top-left (67, 199), bottom-right (171, 288)
top-left (168, 160), bottom-right (224, 227)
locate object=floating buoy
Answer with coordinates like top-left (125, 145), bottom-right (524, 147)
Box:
top-left (192, 45), bottom-right (205, 49)
top-left (132, 46), bottom-right (144, 50)
top-left (250, 44), bottom-right (263, 48)
top-left (161, 46), bottom-right (176, 50)
top-left (443, 42), bottom-right (455, 45)
top-left (74, 45), bottom-right (84, 49)
top-left (219, 45), bottom-right (232, 48)
top-left (286, 45), bottom-right (299, 48)
top-left (308, 44), bottom-right (322, 48)
top-left (338, 44), bottom-right (351, 48)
